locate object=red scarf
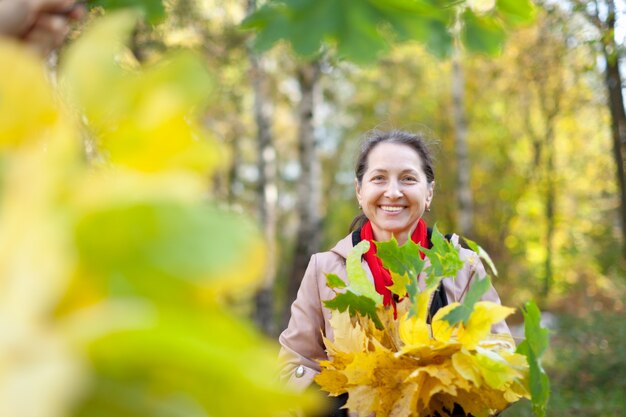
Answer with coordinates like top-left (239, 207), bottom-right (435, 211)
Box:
top-left (360, 219), bottom-right (428, 308)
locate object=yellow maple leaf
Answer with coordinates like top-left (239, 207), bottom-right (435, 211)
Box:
top-left (314, 365), bottom-right (348, 396)
top-left (431, 302), bottom-right (460, 342)
top-left (328, 310), bottom-right (367, 354)
top-left (451, 348), bottom-right (482, 387)
top-left (398, 290), bottom-right (435, 348)
top-left (458, 302), bottom-right (515, 349)
top-left (473, 347), bottom-right (522, 389)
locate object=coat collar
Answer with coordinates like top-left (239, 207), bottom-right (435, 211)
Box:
top-left (329, 233), bottom-right (355, 260)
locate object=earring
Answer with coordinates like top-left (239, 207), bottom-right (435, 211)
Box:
top-left (426, 206), bottom-right (431, 212)
top-left (358, 204), bottom-right (362, 210)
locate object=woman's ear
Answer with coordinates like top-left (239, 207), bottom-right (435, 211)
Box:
top-left (355, 178), bottom-right (363, 207)
top-left (426, 181), bottom-right (435, 206)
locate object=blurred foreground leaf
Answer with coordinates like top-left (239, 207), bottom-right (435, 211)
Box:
top-left (87, 0), bottom-right (166, 24)
top-left (243, 0), bottom-right (536, 62)
top-left (63, 302), bottom-right (318, 417)
top-left (60, 11), bottom-right (223, 175)
top-left (0, 11), bottom-right (321, 417)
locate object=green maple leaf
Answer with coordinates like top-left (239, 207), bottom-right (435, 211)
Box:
top-left (242, 0), bottom-right (536, 64)
top-left (376, 237), bottom-right (425, 279)
top-left (325, 273), bottom-right (347, 289)
top-left (324, 292), bottom-right (383, 330)
top-left (323, 241), bottom-right (384, 330)
top-left (440, 275), bottom-right (491, 327)
top-left (421, 224), bottom-right (464, 290)
top-left (516, 301), bottom-right (550, 417)
top-left (376, 237), bottom-right (425, 298)
top-left (242, 0), bottom-right (454, 63)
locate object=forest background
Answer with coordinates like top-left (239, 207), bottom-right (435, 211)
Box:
top-left (3, 0), bottom-right (625, 416)
top-left (136, 1), bottom-right (624, 414)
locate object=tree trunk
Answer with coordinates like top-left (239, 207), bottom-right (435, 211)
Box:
top-left (601, 0), bottom-right (626, 259)
top-left (543, 124), bottom-right (556, 298)
top-left (452, 49), bottom-right (474, 237)
top-left (247, 0), bottom-right (278, 336)
top-left (283, 60), bottom-right (322, 327)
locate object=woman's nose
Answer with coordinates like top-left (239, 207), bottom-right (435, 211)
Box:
top-left (384, 180), bottom-right (402, 198)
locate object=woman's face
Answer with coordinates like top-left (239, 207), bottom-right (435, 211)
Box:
top-left (355, 142), bottom-right (434, 245)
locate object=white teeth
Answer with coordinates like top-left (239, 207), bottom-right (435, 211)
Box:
top-left (380, 206), bottom-right (403, 212)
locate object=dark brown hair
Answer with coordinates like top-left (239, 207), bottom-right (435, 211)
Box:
top-left (350, 129), bottom-right (435, 232)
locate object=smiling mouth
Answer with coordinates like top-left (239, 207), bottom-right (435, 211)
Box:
top-left (380, 205), bottom-right (404, 213)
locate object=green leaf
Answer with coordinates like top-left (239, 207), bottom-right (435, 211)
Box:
top-left (440, 276), bottom-right (491, 326)
top-left (324, 292), bottom-right (384, 330)
top-left (326, 273), bottom-right (347, 289)
top-left (421, 224), bottom-right (464, 289)
top-left (70, 303), bottom-right (323, 417)
top-left (461, 9), bottom-right (506, 56)
top-left (376, 238), bottom-right (426, 280)
top-left (346, 240), bottom-right (383, 303)
top-left (74, 200), bottom-right (262, 299)
top-left (87, 0), bottom-right (166, 25)
top-left (463, 236), bottom-right (498, 277)
top-left (375, 237), bottom-right (425, 298)
top-left (242, 0), bottom-right (456, 63)
top-left (496, 0), bottom-right (537, 27)
top-left (516, 301), bottom-right (550, 417)
top-left (323, 240), bottom-right (384, 329)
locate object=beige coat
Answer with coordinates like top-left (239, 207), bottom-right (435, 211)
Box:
top-left (278, 233), bottom-right (511, 393)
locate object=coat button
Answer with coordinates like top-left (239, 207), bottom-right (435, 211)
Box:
top-left (295, 365), bottom-right (305, 378)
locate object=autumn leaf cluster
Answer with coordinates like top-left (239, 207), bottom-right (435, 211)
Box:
top-left (316, 230), bottom-right (549, 417)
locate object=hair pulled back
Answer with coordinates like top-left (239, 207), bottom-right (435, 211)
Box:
top-left (350, 129), bottom-right (435, 232)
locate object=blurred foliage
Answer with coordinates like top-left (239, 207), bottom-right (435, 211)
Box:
top-left (0, 9), bottom-right (321, 417)
top-left (87, 0), bottom-right (167, 24)
top-left (242, 0), bottom-right (536, 62)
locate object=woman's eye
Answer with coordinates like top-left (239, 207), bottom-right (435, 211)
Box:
top-left (372, 175), bottom-right (385, 181)
top-left (403, 176), bottom-right (417, 182)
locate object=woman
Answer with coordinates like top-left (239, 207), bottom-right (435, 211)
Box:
top-left (279, 130), bottom-right (510, 415)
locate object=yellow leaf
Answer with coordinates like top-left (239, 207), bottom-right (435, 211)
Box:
top-left (314, 367), bottom-right (348, 396)
top-left (60, 11), bottom-right (225, 175)
top-left (459, 302), bottom-right (515, 349)
top-left (387, 270), bottom-right (410, 296)
top-left (345, 385), bottom-right (376, 416)
top-left (452, 349), bottom-right (481, 387)
top-left (328, 310), bottom-right (367, 354)
top-left (343, 351), bottom-right (377, 385)
top-left (398, 290), bottom-right (434, 347)
top-left (473, 347), bottom-right (521, 389)
top-left (0, 41), bottom-right (68, 149)
top-left (389, 381), bottom-right (418, 417)
top-left (431, 302), bottom-right (460, 342)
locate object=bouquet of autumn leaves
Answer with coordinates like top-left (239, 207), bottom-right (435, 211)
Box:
top-left (315, 227), bottom-right (549, 417)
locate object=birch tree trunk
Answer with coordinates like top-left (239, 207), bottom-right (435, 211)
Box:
top-left (247, 0), bottom-right (278, 335)
top-left (452, 48), bottom-right (474, 237)
top-left (284, 60), bottom-right (322, 326)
